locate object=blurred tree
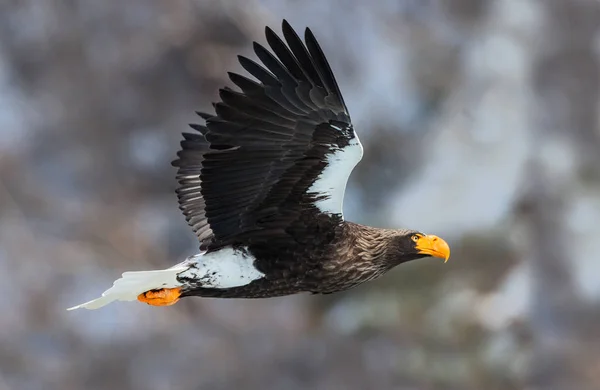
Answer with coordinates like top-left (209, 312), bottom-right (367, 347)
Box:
top-left (0, 1), bottom-right (599, 390)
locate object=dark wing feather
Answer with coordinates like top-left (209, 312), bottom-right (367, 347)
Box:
top-left (172, 20), bottom-right (362, 251)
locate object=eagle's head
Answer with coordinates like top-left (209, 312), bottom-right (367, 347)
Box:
top-left (391, 230), bottom-right (450, 264)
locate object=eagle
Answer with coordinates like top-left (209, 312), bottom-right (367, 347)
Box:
top-left (68, 20), bottom-right (449, 310)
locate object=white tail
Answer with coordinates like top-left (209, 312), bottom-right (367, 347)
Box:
top-left (67, 264), bottom-right (188, 311)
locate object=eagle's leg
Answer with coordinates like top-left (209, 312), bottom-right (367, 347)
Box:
top-left (137, 288), bottom-right (182, 306)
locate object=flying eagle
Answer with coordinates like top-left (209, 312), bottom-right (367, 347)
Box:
top-left (69, 20), bottom-right (449, 310)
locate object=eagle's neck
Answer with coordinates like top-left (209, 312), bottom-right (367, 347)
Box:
top-left (344, 223), bottom-right (402, 267)
top-left (321, 222), bottom-right (403, 284)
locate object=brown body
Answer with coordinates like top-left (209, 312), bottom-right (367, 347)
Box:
top-left (180, 219), bottom-right (425, 299)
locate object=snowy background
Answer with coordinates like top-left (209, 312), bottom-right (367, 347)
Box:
top-left (1, 1), bottom-right (599, 389)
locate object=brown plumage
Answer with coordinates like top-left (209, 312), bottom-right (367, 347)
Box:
top-left (180, 221), bottom-right (434, 299)
top-left (67, 20), bottom-right (449, 311)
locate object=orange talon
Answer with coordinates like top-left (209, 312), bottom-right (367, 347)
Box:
top-left (137, 287), bottom-right (182, 306)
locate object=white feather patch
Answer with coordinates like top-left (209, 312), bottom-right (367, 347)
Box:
top-left (67, 246), bottom-right (264, 310)
top-left (67, 264), bottom-right (188, 310)
top-left (178, 247), bottom-right (264, 288)
top-left (308, 135), bottom-right (363, 216)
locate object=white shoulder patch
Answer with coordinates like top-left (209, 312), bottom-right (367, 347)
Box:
top-left (308, 132), bottom-right (363, 217)
top-left (179, 247), bottom-right (264, 289)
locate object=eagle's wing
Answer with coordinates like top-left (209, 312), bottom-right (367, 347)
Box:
top-left (172, 20), bottom-right (363, 251)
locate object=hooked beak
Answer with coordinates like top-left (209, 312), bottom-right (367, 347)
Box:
top-left (415, 235), bottom-right (450, 262)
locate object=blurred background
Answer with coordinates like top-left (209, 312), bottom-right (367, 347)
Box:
top-left (1, 0), bottom-right (599, 389)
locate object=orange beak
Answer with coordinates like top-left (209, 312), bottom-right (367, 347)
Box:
top-left (415, 235), bottom-right (450, 262)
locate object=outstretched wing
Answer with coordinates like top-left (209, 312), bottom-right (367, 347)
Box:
top-left (172, 20), bottom-right (363, 251)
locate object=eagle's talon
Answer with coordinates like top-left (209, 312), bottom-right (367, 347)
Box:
top-left (137, 288), bottom-right (181, 306)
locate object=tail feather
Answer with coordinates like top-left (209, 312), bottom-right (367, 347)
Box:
top-left (67, 264), bottom-right (188, 311)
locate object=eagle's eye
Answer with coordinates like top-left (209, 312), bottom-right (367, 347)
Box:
top-left (411, 234), bottom-right (420, 242)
